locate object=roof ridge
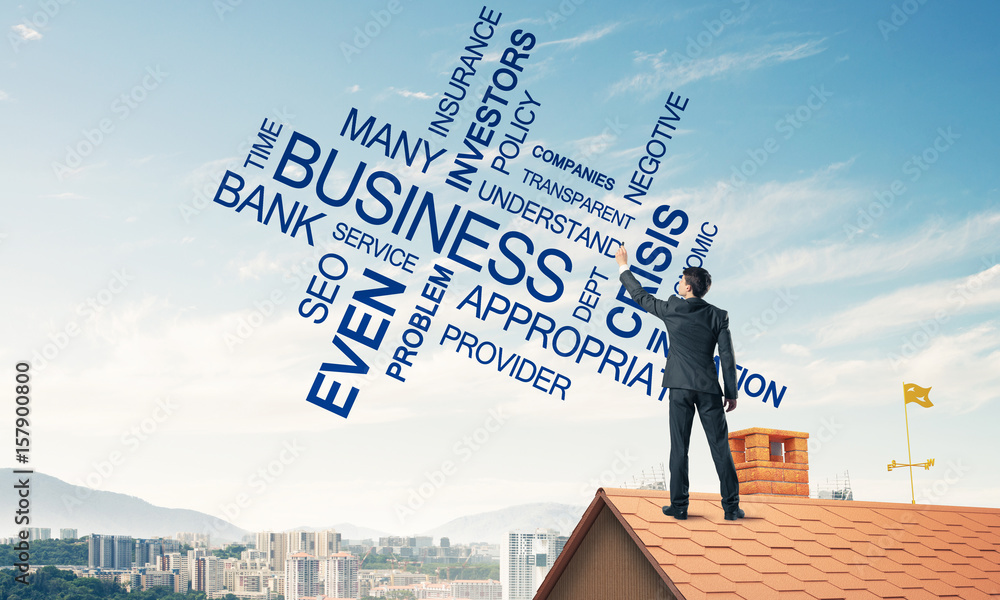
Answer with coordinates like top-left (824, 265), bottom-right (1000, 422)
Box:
top-left (600, 487), bottom-right (1000, 513)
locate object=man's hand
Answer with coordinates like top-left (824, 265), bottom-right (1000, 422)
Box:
top-left (615, 243), bottom-right (628, 267)
top-left (724, 397), bottom-right (737, 412)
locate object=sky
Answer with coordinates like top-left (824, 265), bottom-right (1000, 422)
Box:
top-left (2, 0), bottom-right (999, 538)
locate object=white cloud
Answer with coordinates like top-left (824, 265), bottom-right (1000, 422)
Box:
top-left (570, 132), bottom-right (618, 157)
top-left (781, 343), bottom-right (812, 357)
top-left (385, 87), bottom-right (435, 100)
top-left (610, 39), bottom-right (826, 96)
top-left (0, 90), bottom-right (9, 101)
top-left (539, 23), bottom-right (620, 49)
top-left (11, 24), bottom-right (42, 41)
top-left (729, 210), bottom-right (1000, 291)
top-left (40, 192), bottom-right (88, 200)
top-left (234, 251), bottom-right (286, 281)
top-left (888, 321), bottom-right (1000, 413)
top-left (814, 263), bottom-right (1000, 346)
top-left (347, 84), bottom-right (361, 93)
top-left (185, 156), bottom-right (240, 189)
top-left (658, 160), bottom-right (860, 250)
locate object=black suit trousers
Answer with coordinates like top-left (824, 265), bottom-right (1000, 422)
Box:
top-left (668, 388), bottom-right (740, 511)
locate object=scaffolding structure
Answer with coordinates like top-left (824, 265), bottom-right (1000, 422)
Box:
top-left (815, 470), bottom-right (854, 501)
top-left (626, 463), bottom-right (667, 491)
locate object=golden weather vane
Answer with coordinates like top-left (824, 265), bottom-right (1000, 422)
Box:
top-left (887, 382), bottom-right (935, 504)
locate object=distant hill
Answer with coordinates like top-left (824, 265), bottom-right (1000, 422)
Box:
top-left (421, 502), bottom-right (588, 545)
top-left (295, 504), bottom-right (589, 546)
top-left (0, 469), bottom-right (587, 547)
top-left (0, 469), bottom-right (249, 544)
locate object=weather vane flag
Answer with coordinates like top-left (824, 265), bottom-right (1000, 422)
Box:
top-left (888, 382), bottom-right (935, 504)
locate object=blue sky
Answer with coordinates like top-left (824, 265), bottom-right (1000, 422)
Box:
top-left (2, 0), bottom-right (999, 536)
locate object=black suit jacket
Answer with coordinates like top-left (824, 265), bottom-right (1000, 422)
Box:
top-left (620, 269), bottom-right (738, 398)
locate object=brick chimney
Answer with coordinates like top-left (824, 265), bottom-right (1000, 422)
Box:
top-left (728, 427), bottom-right (809, 497)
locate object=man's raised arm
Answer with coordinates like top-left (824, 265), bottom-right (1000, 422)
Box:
top-left (615, 244), bottom-right (668, 317)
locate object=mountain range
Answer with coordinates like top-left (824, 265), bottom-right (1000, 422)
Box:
top-left (0, 469), bottom-right (586, 545)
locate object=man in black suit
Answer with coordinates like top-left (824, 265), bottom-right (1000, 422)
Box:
top-left (615, 244), bottom-right (743, 521)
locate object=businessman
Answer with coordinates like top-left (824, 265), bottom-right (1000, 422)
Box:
top-left (615, 243), bottom-right (743, 521)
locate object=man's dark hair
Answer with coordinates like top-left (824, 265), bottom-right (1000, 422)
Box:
top-left (682, 267), bottom-right (712, 298)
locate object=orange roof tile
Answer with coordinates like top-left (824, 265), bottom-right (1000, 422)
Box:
top-left (534, 487), bottom-right (1000, 600)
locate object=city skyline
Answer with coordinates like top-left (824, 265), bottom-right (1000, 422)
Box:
top-left (2, 0), bottom-right (998, 536)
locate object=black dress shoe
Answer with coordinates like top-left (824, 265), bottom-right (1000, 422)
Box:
top-left (724, 507), bottom-right (745, 521)
top-left (662, 505), bottom-right (688, 520)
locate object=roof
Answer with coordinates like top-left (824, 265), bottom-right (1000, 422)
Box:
top-left (535, 487), bottom-right (1000, 600)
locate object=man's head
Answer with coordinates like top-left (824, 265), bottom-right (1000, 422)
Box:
top-left (681, 267), bottom-right (712, 298)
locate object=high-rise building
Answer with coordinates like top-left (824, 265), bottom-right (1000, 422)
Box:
top-left (60, 528), bottom-right (78, 540)
top-left (175, 531), bottom-right (210, 547)
top-left (139, 570), bottom-right (175, 591)
top-left (316, 529), bottom-right (341, 558)
top-left (134, 538), bottom-right (164, 567)
top-left (160, 552), bottom-right (189, 593)
top-left (242, 549), bottom-right (269, 562)
top-left (187, 548), bottom-right (207, 585)
top-left (27, 528), bottom-right (51, 541)
top-left (323, 552), bottom-right (359, 598)
top-left (287, 530), bottom-right (316, 555)
top-left (285, 552), bottom-right (320, 600)
top-left (257, 531), bottom-right (288, 572)
top-left (501, 529), bottom-right (566, 600)
top-left (194, 556), bottom-right (223, 594)
top-left (454, 579), bottom-right (503, 600)
top-left (88, 534), bottom-right (134, 569)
